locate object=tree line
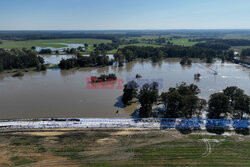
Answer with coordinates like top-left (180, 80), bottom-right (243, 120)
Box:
top-left (193, 38), bottom-right (250, 46)
top-left (122, 80), bottom-right (250, 120)
top-left (241, 48), bottom-right (250, 57)
top-left (58, 52), bottom-right (114, 70)
top-left (0, 32), bottom-right (135, 41)
top-left (0, 48), bottom-right (44, 72)
top-left (116, 45), bottom-right (217, 64)
top-left (195, 42), bottom-right (231, 50)
top-left (91, 74), bottom-right (117, 82)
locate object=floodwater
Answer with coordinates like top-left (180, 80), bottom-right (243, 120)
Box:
top-left (0, 58), bottom-right (249, 119)
top-left (41, 55), bottom-right (74, 65)
top-left (36, 43), bottom-right (85, 52)
top-left (40, 54), bottom-right (114, 65)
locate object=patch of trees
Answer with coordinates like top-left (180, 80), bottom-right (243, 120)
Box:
top-left (241, 48), bottom-right (250, 57)
top-left (95, 43), bottom-right (118, 52)
top-left (112, 38), bottom-right (139, 45)
top-left (180, 57), bottom-right (192, 65)
top-left (195, 42), bottom-right (230, 50)
top-left (218, 39), bottom-right (250, 46)
top-left (0, 41), bottom-right (2, 44)
top-left (122, 79), bottom-right (250, 121)
top-left (160, 83), bottom-right (206, 118)
top-left (122, 81), bottom-right (138, 105)
top-left (122, 81), bottom-right (207, 119)
top-left (91, 74), bottom-right (117, 83)
top-left (39, 49), bottom-right (52, 54)
top-left (114, 51), bottom-right (125, 67)
top-left (206, 86), bottom-right (250, 135)
top-left (117, 46), bottom-right (216, 64)
top-left (219, 50), bottom-right (235, 62)
top-left (65, 48), bottom-right (77, 54)
top-left (138, 82), bottom-right (159, 118)
top-left (194, 73), bottom-right (201, 81)
top-left (58, 52), bottom-right (113, 70)
top-left (194, 38), bottom-right (250, 47)
top-left (208, 86), bottom-right (250, 119)
top-left (0, 48), bottom-right (44, 71)
top-left (122, 81), bottom-right (250, 134)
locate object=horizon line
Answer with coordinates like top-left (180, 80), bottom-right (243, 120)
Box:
top-left (1, 28), bottom-right (250, 31)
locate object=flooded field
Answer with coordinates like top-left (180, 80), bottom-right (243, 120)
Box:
top-left (35, 43), bottom-right (85, 52)
top-left (0, 58), bottom-right (249, 119)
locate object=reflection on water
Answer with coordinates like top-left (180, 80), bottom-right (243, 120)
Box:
top-left (0, 58), bottom-right (249, 119)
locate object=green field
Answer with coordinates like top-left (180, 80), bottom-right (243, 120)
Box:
top-left (0, 129), bottom-right (249, 166)
top-left (126, 35), bottom-right (197, 47)
top-left (171, 38), bottom-right (197, 46)
top-left (0, 35), bottom-right (198, 51)
top-left (0, 38), bottom-right (112, 49)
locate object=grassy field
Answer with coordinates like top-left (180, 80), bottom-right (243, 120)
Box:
top-left (127, 36), bottom-right (197, 47)
top-left (171, 38), bottom-right (197, 46)
top-left (0, 129), bottom-right (249, 166)
top-left (0, 35), bottom-right (197, 51)
top-left (0, 38), bottom-right (112, 49)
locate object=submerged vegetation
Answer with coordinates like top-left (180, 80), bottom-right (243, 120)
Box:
top-left (12, 71), bottom-right (24, 77)
top-left (58, 52), bottom-right (114, 69)
top-left (180, 57), bottom-right (192, 65)
top-left (122, 79), bottom-right (250, 121)
top-left (91, 74), bottom-right (117, 82)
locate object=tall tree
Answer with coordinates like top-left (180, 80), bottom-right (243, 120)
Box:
top-left (208, 93), bottom-right (230, 119)
top-left (223, 86), bottom-right (250, 119)
top-left (122, 81), bottom-right (138, 105)
top-left (139, 83), bottom-right (159, 118)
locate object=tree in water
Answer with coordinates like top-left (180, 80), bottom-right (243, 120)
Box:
top-left (0, 62), bottom-right (3, 72)
top-left (114, 51), bottom-right (124, 67)
top-left (207, 93), bottom-right (230, 119)
top-left (139, 82), bottom-right (159, 118)
top-left (223, 86), bottom-right (250, 119)
top-left (160, 83), bottom-right (206, 118)
top-left (122, 81), bottom-right (138, 106)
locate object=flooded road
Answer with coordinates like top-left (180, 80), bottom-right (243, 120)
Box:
top-left (0, 58), bottom-right (249, 119)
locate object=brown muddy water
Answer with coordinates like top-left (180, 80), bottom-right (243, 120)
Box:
top-left (0, 58), bottom-right (249, 119)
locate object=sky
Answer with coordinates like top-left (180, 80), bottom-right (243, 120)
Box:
top-left (0, 0), bottom-right (250, 30)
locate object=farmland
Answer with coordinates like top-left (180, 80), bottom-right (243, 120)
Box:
top-left (0, 128), bottom-right (249, 166)
top-left (0, 38), bottom-right (112, 49)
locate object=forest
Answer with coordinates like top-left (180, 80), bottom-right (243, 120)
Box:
top-left (0, 48), bottom-right (44, 72)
